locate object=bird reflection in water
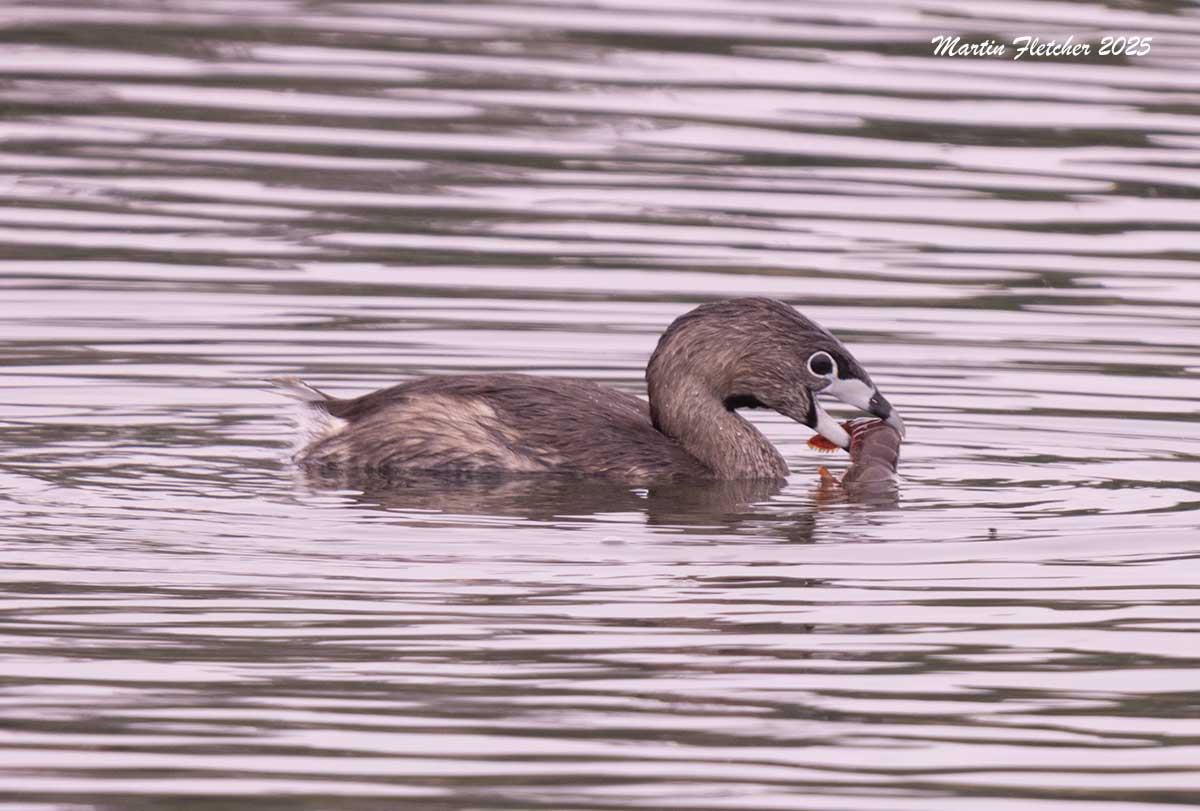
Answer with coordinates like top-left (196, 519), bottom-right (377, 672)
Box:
top-left (296, 462), bottom-right (897, 544)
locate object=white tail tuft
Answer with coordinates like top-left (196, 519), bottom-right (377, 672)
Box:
top-left (269, 376), bottom-right (330, 403)
top-left (268, 377), bottom-right (347, 457)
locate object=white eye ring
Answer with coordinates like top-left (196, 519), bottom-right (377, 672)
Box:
top-left (807, 351), bottom-right (837, 378)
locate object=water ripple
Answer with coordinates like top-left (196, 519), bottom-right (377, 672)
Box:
top-left (2, 1), bottom-right (1199, 808)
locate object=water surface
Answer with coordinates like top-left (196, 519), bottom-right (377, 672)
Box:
top-left (2, 1), bottom-right (1200, 808)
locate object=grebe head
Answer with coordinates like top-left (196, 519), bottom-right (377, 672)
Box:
top-left (646, 297), bottom-right (904, 450)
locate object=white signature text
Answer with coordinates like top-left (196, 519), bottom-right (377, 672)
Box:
top-left (931, 35), bottom-right (1152, 60)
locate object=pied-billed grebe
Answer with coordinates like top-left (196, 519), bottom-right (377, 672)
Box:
top-left (274, 297), bottom-right (904, 482)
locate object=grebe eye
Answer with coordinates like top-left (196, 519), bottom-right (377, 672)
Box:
top-left (807, 351), bottom-right (835, 377)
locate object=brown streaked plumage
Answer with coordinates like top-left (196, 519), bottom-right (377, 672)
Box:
top-left (274, 297), bottom-right (904, 483)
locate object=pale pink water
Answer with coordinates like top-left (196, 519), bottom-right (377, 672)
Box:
top-left (2, 1), bottom-right (1200, 809)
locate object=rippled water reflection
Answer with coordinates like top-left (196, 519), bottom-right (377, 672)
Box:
top-left (2, 1), bottom-right (1200, 808)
